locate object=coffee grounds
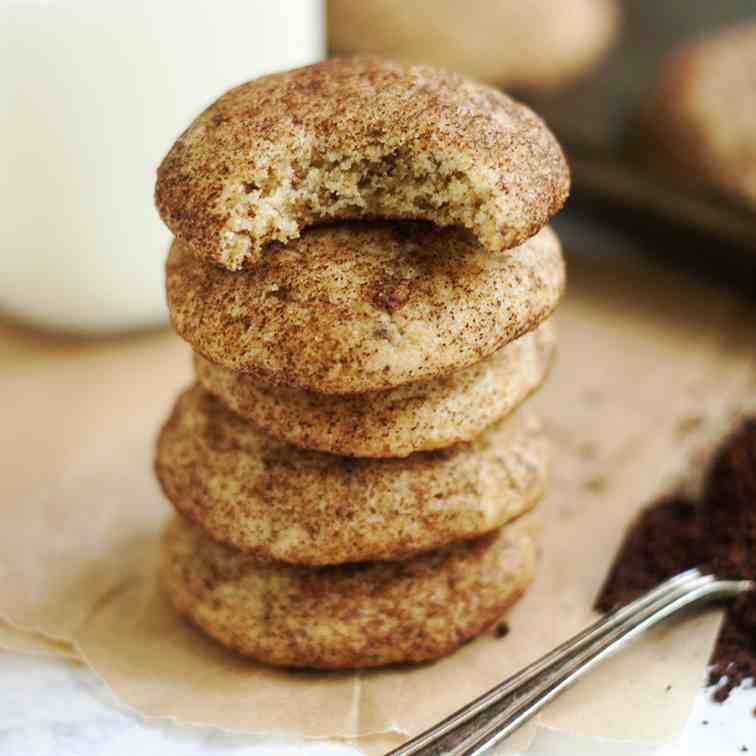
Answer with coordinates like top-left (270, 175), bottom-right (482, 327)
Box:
top-left (596, 419), bottom-right (756, 705)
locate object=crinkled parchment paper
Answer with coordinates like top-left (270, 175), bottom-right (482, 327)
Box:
top-left (1, 253), bottom-right (755, 755)
top-left (0, 621), bottom-right (76, 659)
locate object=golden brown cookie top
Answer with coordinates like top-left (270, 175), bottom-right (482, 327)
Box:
top-left (166, 222), bottom-right (564, 393)
top-left (156, 56), bottom-right (569, 269)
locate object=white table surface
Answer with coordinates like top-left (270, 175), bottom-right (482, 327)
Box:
top-left (2, 651), bottom-right (752, 755)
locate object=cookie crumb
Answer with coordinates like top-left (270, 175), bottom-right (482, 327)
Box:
top-left (677, 415), bottom-right (703, 436)
top-left (580, 388), bottom-right (603, 405)
top-left (577, 441), bottom-right (597, 459)
top-left (584, 476), bottom-right (607, 494)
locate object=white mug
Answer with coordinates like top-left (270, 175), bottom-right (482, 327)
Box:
top-left (0, 0), bottom-right (324, 333)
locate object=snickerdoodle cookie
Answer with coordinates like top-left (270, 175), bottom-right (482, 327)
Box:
top-left (166, 223), bottom-right (564, 394)
top-left (161, 514), bottom-right (538, 668)
top-left (156, 56), bottom-right (569, 270)
top-left (645, 23), bottom-right (756, 207)
top-left (195, 321), bottom-right (555, 458)
top-left (328, 0), bottom-right (620, 93)
top-left (155, 385), bottom-right (548, 565)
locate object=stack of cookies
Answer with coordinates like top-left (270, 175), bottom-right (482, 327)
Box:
top-left (153, 57), bottom-right (569, 669)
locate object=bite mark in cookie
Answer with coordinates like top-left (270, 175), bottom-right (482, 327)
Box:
top-left (156, 57), bottom-right (569, 269)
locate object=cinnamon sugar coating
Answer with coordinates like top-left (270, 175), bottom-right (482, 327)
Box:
top-left (166, 222), bottom-right (564, 394)
top-left (160, 514), bottom-right (538, 668)
top-left (156, 57), bottom-right (569, 270)
top-left (154, 385), bottom-right (548, 565)
top-left (195, 321), bottom-right (555, 458)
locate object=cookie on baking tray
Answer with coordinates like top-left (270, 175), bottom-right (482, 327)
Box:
top-left (195, 321), bottom-right (555, 458)
top-left (644, 22), bottom-right (756, 207)
top-left (161, 513), bottom-right (538, 669)
top-left (154, 385), bottom-right (548, 565)
top-left (156, 56), bottom-right (569, 270)
top-left (166, 223), bottom-right (564, 394)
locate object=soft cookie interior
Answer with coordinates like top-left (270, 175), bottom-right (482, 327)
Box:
top-left (219, 142), bottom-right (524, 269)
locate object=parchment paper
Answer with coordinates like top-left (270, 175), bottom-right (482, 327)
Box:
top-left (0, 621), bottom-right (76, 659)
top-left (1, 252), bottom-right (755, 754)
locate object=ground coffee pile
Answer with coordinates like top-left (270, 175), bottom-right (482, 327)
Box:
top-left (597, 419), bottom-right (756, 704)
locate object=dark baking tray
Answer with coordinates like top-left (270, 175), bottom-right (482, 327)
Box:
top-left (526, 0), bottom-right (756, 284)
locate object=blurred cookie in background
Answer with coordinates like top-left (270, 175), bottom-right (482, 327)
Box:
top-left (327, 0), bottom-right (620, 92)
top-left (644, 22), bottom-right (756, 208)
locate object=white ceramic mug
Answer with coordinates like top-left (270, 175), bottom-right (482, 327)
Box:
top-left (0, 0), bottom-right (324, 333)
